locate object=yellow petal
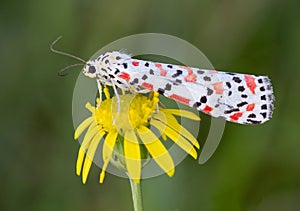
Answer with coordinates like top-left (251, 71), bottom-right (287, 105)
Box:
top-left (161, 132), bottom-right (167, 141)
top-left (151, 119), bottom-right (197, 159)
top-left (76, 125), bottom-right (102, 178)
top-left (74, 116), bottom-right (94, 139)
top-left (163, 109), bottom-right (200, 121)
top-left (100, 130), bottom-right (118, 183)
top-left (137, 126), bottom-right (174, 177)
top-left (124, 130), bottom-right (141, 183)
top-left (82, 158), bottom-right (92, 184)
top-left (81, 131), bottom-right (105, 184)
top-left (155, 112), bottom-right (200, 149)
top-left (80, 123), bottom-right (98, 148)
top-left (99, 170), bottom-right (106, 184)
top-left (85, 102), bottom-right (95, 113)
top-left (76, 147), bottom-right (85, 176)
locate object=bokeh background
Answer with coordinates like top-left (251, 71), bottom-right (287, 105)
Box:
top-left (1, 0), bottom-right (300, 210)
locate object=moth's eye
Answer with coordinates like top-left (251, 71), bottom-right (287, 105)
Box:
top-left (89, 65), bottom-right (96, 73)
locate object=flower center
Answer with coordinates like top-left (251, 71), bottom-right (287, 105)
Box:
top-left (94, 93), bottom-right (159, 135)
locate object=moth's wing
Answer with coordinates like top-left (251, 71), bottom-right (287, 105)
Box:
top-left (115, 60), bottom-right (274, 125)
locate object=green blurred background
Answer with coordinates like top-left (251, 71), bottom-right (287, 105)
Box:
top-left (1, 0), bottom-right (300, 210)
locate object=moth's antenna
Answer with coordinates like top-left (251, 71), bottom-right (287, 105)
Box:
top-left (50, 36), bottom-right (87, 63)
top-left (57, 63), bottom-right (85, 76)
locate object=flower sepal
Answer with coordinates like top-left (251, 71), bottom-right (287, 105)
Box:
top-left (109, 134), bottom-right (150, 183)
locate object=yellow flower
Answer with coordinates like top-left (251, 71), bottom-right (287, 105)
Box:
top-left (74, 88), bottom-right (200, 184)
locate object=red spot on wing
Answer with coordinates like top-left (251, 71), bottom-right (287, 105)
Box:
top-left (155, 63), bottom-right (167, 76)
top-left (141, 82), bottom-right (153, 90)
top-left (184, 74), bottom-right (197, 82)
top-left (245, 75), bottom-right (256, 94)
top-left (160, 69), bottom-right (167, 76)
top-left (203, 105), bottom-right (213, 113)
top-left (246, 103), bottom-right (255, 111)
top-left (179, 66), bottom-right (197, 82)
top-left (179, 66), bottom-right (193, 74)
top-left (132, 61), bottom-right (139, 66)
top-left (118, 72), bottom-right (130, 81)
top-left (169, 94), bottom-right (190, 105)
top-left (230, 112), bottom-right (243, 121)
top-left (212, 82), bottom-right (224, 94)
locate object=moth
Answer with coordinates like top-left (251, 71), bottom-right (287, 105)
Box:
top-left (52, 37), bottom-right (274, 125)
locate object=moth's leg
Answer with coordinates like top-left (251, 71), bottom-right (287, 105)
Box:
top-left (96, 79), bottom-right (102, 108)
top-left (111, 80), bottom-right (120, 113)
top-left (129, 87), bottom-right (138, 94)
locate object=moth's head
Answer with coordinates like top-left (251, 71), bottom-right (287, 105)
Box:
top-left (83, 60), bottom-right (97, 78)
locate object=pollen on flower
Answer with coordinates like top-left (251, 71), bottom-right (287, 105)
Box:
top-left (73, 91), bottom-right (200, 184)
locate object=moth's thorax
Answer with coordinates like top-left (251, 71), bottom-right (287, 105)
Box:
top-left (83, 51), bottom-right (130, 77)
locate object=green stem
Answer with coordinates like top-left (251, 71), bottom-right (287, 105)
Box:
top-left (129, 177), bottom-right (143, 211)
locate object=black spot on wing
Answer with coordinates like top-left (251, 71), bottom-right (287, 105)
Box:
top-left (130, 78), bottom-right (139, 85)
top-left (200, 96), bottom-right (207, 103)
top-left (233, 77), bottom-right (242, 83)
top-left (261, 95), bottom-right (266, 100)
top-left (261, 104), bottom-right (267, 110)
top-left (246, 119), bottom-right (262, 124)
top-left (224, 108), bottom-right (240, 114)
top-left (237, 102), bottom-right (248, 107)
top-left (122, 63), bottom-right (128, 69)
top-left (173, 79), bottom-right (182, 85)
top-left (248, 113), bottom-right (256, 118)
top-left (260, 112), bottom-right (267, 118)
top-left (207, 88), bottom-right (213, 96)
top-left (203, 76), bottom-right (211, 81)
top-left (226, 82), bottom-right (231, 88)
top-left (226, 72), bottom-right (236, 76)
top-left (165, 83), bottom-right (172, 91)
top-left (172, 70), bottom-right (183, 78)
top-left (238, 86), bottom-right (245, 92)
top-left (157, 88), bottom-right (165, 95)
top-left (193, 102), bottom-right (201, 108)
